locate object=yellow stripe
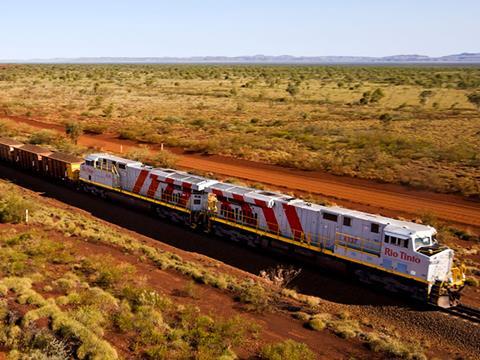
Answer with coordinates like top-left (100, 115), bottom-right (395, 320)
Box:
top-left (212, 216), bottom-right (429, 284)
top-left (80, 179), bottom-right (191, 214)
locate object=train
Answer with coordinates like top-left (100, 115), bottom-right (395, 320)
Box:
top-left (0, 137), bottom-right (466, 307)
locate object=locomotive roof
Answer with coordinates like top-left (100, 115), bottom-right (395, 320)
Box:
top-left (210, 182), bottom-right (290, 198)
top-left (86, 153), bottom-right (142, 165)
top-left (147, 167), bottom-right (218, 189)
top-left (0, 138), bottom-right (23, 147)
top-left (327, 205), bottom-right (434, 234)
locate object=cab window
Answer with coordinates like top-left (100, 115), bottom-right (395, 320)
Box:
top-left (414, 237), bottom-right (431, 250)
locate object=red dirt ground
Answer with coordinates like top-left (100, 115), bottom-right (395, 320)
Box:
top-left (0, 223), bottom-right (376, 360)
top-left (3, 115), bottom-right (480, 232)
top-left (1, 183), bottom-right (479, 359)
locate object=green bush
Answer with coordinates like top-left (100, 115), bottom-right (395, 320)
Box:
top-left (260, 339), bottom-right (315, 360)
top-left (0, 192), bottom-right (33, 224)
top-left (329, 319), bottom-right (361, 339)
top-left (235, 281), bottom-right (271, 313)
top-left (307, 313), bottom-right (331, 331)
top-left (28, 129), bottom-right (57, 145)
top-left (151, 150), bottom-right (178, 168)
top-left (84, 123), bottom-right (107, 134)
top-left (363, 332), bottom-right (426, 360)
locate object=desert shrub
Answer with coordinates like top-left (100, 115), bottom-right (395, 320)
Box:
top-left (77, 256), bottom-right (136, 290)
top-left (292, 311), bottom-right (310, 322)
top-left (235, 280), bottom-right (271, 313)
top-left (28, 129), bottom-right (57, 145)
top-left (129, 305), bottom-right (166, 346)
top-left (178, 312), bottom-right (247, 359)
top-left (71, 305), bottom-right (107, 336)
top-left (151, 150), bottom-right (178, 168)
top-left (118, 128), bottom-right (140, 140)
top-left (78, 287), bottom-right (119, 313)
top-left (54, 272), bottom-right (80, 293)
top-left (307, 313), bottom-right (331, 331)
top-left (329, 318), bottom-right (361, 339)
top-left (0, 326), bottom-right (70, 360)
top-left (0, 192), bottom-right (33, 224)
top-left (83, 123), bottom-right (107, 134)
top-left (126, 147), bottom-right (150, 163)
top-left (64, 121), bottom-right (83, 144)
top-left (363, 332), bottom-right (426, 360)
top-left (260, 339), bottom-right (315, 360)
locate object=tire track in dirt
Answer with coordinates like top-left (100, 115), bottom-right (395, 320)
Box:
top-left (4, 115), bottom-right (480, 228)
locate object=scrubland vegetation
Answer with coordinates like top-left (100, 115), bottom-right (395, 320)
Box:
top-left (0, 180), bottom-right (442, 359)
top-left (0, 64), bottom-right (479, 197)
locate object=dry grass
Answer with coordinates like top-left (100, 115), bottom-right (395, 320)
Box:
top-left (0, 65), bottom-right (479, 196)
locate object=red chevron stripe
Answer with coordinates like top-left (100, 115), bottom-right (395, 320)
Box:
top-left (147, 174), bottom-right (160, 198)
top-left (133, 169), bottom-right (149, 193)
top-left (180, 182), bottom-right (192, 206)
top-left (283, 203), bottom-right (304, 240)
top-left (255, 199), bottom-right (279, 232)
top-left (232, 194), bottom-right (244, 202)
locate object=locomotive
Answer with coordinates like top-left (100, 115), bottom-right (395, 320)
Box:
top-left (0, 138), bottom-right (466, 307)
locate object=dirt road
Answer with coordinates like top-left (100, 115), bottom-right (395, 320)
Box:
top-left (4, 115), bottom-right (480, 228)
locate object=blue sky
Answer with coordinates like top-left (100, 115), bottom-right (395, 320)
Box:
top-left (0, 0), bottom-right (478, 59)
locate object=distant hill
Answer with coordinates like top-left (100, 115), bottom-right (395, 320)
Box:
top-left (3, 53), bottom-right (480, 64)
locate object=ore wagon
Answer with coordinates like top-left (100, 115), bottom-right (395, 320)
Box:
top-left (0, 138), bottom-right (23, 163)
top-left (42, 152), bottom-right (84, 181)
top-left (13, 144), bottom-right (52, 172)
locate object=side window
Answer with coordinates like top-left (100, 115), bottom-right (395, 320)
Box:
top-left (343, 217), bottom-right (351, 227)
top-left (119, 163), bottom-right (126, 170)
top-left (323, 213), bottom-right (338, 222)
top-left (371, 223), bottom-right (379, 234)
top-left (384, 235), bottom-right (390, 243)
top-left (402, 238), bottom-right (409, 248)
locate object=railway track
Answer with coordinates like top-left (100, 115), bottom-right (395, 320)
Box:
top-left (441, 304), bottom-right (480, 324)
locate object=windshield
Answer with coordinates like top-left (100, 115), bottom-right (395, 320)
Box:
top-left (414, 236), bottom-right (431, 250)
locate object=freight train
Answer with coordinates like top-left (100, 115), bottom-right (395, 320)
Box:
top-left (0, 137), bottom-right (466, 307)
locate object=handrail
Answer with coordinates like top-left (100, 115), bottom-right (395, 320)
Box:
top-left (213, 208), bottom-right (379, 255)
